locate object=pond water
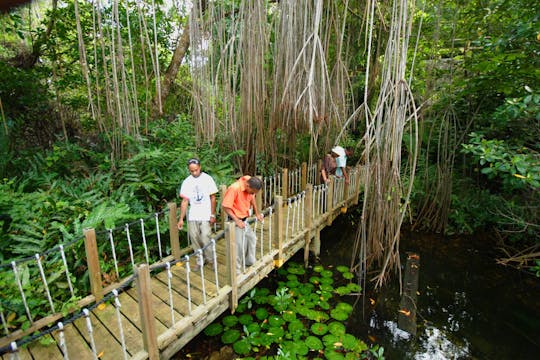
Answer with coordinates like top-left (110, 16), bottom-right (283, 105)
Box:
top-left (320, 213), bottom-right (540, 359)
top-left (175, 212), bottom-right (540, 359)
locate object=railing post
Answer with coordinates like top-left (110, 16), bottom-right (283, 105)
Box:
top-left (136, 264), bottom-right (159, 360)
top-left (303, 184), bottom-right (313, 267)
top-left (301, 162), bottom-right (307, 190)
top-left (168, 202), bottom-right (181, 260)
top-left (281, 168), bottom-right (288, 199)
top-left (83, 228), bottom-right (103, 302)
top-left (326, 177), bottom-right (334, 226)
top-left (274, 195), bottom-right (284, 267)
top-left (220, 184), bottom-right (228, 229)
top-left (225, 222), bottom-right (238, 312)
top-left (256, 176), bottom-right (263, 214)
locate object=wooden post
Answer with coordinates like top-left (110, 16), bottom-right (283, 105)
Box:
top-left (136, 264), bottom-right (159, 360)
top-left (274, 195), bottom-right (284, 267)
top-left (303, 184), bottom-right (313, 267)
top-left (398, 253), bottom-right (420, 335)
top-left (281, 168), bottom-right (288, 200)
top-left (83, 228), bottom-right (102, 302)
top-left (168, 202), bottom-right (181, 260)
top-left (225, 222), bottom-right (238, 312)
top-left (311, 227), bottom-right (321, 258)
top-left (301, 162), bottom-right (307, 190)
top-left (256, 176), bottom-right (263, 213)
top-left (326, 177), bottom-right (334, 226)
top-left (220, 184), bottom-right (228, 229)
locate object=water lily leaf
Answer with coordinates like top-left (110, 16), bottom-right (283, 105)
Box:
top-left (267, 326), bottom-right (285, 339)
top-left (287, 319), bottom-right (305, 334)
top-left (286, 279), bottom-right (300, 288)
top-left (320, 270), bottom-right (333, 278)
top-left (313, 264), bottom-right (325, 272)
top-left (335, 302), bottom-right (353, 314)
top-left (318, 301), bottom-right (331, 310)
top-left (346, 283), bottom-right (361, 292)
top-left (255, 307), bottom-right (269, 320)
top-left (310, 276), bottom-right (321, 285)
top-left (328, 321), bottom-right (346, 336)
top-left (268, 315), bottom-right (285, 327)
top-left (341, 333), bottom-right (359, 351)
top-left (287, 274), bottom-right (298, 281)
top-left (320, 284), bottom-right (334, 292)
top-left (324, 349), bottom-right (346, 360)
top-left (322, 334), bottom-right (340, 348)
top-left (204, 323), bottom-right (223, 336)
top-left (222, 315), bottom-right (238, 327)
top-left (342, 271), bottom-right (354, 280)
top-left (310, 322), bottom-right (328, 335)
top-left (239, 314), bottom-right (254, 325)
top-left (221, 329), bottom-right (240, 344)
top-left (336, 265), bottom-right (349, 273)
top-left (282, 310), bottom-right (297, 322)
top-left (233, 338), bottom-right (251, 355)
top-left (335, 286), bottom-right (351, 296)
top-left (330, 308), bottom-right (349, 321)
top-left (306, 309), bottom-right (329, 322)
top-left (320, 276), bottom-right (334, 285)
top-left (305, 335), bottom-right (324, 350)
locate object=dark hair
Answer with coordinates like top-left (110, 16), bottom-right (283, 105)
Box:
top-left (187, 158), bottom-right (200, 166)
top-left (247, 176), bottom-right (262, 191)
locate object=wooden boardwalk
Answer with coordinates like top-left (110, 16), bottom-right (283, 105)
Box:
top-left (1, 166), bottom-right (364, 360)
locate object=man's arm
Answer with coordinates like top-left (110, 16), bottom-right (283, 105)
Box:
top-left (250, 197), bottom-right (264, 222)
top-left (177, 198), bottom-right (189, 229)
top-left (222, 205), bottom-right (246, 229)
top-left (210, 193), bottom-right (217, 224)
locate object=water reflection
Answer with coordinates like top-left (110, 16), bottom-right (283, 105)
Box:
top-left (319, 214), bottom-right (540, 359)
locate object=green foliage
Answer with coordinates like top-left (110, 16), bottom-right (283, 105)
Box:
top-left (203, 262), bottom-right (374, 358)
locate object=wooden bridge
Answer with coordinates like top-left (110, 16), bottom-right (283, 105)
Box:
top-left (0, 164), bottom-right (365, 360)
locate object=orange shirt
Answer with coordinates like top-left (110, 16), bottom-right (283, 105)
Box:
top-left (222, 176), bottom-right (254, 219)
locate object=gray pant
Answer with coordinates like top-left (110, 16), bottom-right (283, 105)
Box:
top-left (188, 221), bottom-right (213, 262)
top-left (235, 222), bottom-right (257, 272)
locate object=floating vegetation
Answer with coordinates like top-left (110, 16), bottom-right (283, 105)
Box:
top-left (203, 261), bottom-right (383, 359)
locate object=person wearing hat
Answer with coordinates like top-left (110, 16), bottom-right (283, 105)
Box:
top-left (177, 158), bottom-right (218, 271)
top-left (321, 147), bottom-right (340, 184)
top-left (333, 146), bottom-right (353, 184)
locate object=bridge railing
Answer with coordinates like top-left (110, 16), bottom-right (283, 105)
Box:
top-left (1, 162), bottom-right (366, 357)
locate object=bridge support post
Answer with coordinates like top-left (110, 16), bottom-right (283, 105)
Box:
top-left (274, 195), bottom-right (284, 267)
top-left (225, 222), bottom-right (238, 312)
top-left (168, 202), bottom-right (181, 260)
top-left (136, 264), bottom-right (159, 360)
top-left (220, 184), bottom-right (228, 229)
top-left (326, 178), bottom-right (334, 226)
top-left (303, 184), bottom-right (313, 267)
top-left (281, 168), bottom-right (288, 199)
top-left (83, 228), bottom-right (103, 302)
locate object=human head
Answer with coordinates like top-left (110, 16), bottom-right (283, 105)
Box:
top-left (246, 176), bottom-right (262, 194)
top-left (331, 146), bottom-right (345, 158)
top-left (187, 158), bottom-right (201, 177)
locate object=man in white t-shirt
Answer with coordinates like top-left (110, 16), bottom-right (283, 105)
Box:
top-left (177, 158), bottom-right (218, 271)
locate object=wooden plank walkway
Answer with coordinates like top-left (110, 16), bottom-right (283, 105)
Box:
top-left (1, 167), bottom-right (364, 360)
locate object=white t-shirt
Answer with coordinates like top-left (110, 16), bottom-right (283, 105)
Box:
top-left (179, 172), bottom-right (218, 221)
top-left (335, 154), bottom-right (347, 177)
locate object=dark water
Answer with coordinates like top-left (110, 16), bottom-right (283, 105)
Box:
top-left (320, 214), bottom-right (540, 360)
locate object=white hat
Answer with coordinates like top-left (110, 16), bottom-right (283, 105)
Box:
top-left (332, 146), bottom-right (345, 157)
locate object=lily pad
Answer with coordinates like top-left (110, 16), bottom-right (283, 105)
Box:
top-left (342, 271), bottom-right (354, 280)
top-left (282, 310), bottom-right (297, 322)
top-left (222, 315), bottom-right (238, 327)
top-left (336, 265), bottom-right (349, 273)
top-left (328, 321), bottom-right (346, 336)
top-left (204, 323), bottom-right (223, 336)
top-left (320, 277), bottom-right (334, 285)
top-left (305, 335), bottom-right (324, 350)
top-left (313, 264), bottom-right (325, 272)
top-left (255, 307), bottom-right (269, 320)
top-left (246, 322), bottom-right (260, 334)
top-left (233, 338), bottom-right (251, 355)
top-left (335, 286), bottom-right (351, 296)
top-left (239, 314), bottom-right (254, 325)
top-left (310, 276), bottom-right (321, 285)
top-left (221, 329), bottom-right (240, 344)
top-left (330, 308), bottom-right (350, 321)
top-left (310, 322), bottom-right (328, 335)
top-left (267, 326), bottom-right (285, 339)
top-left (287, 319), bottom-right (305, 333)
top-left (335, 302), bottom-right (353, 314)
top-left (347, 283), bottom-right (361, 292)
top-left (320, 269), bottom-right (333, 278)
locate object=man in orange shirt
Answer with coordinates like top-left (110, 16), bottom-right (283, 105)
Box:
top-left (222, 176), bottom-right (264, 274)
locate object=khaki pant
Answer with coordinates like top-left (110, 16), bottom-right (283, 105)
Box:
top-left (235, 222), bottom-right (257, 273)
top-left (188, 221), bottom-right (213, 262)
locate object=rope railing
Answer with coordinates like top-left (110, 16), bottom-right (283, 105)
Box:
top-left (1, 162), bottom-right (365, 357)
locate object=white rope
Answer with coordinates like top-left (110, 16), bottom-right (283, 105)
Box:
top-left (59, 245), bottom-right (75, 298)
top-left (165, 263), bottom-right (175, 325)
top-left (285, 199), bottom-right (291, 241)
top-left (83, 308), bottom-right (99, 360)
top-left (125, 224), bottom-right (135, 269)
top-left (58, 322), bottom-right (69, 360)
top-left (301, 192), bottom-right (305, 229)
top-left (155, 213), bottom-right (163, 259)
top-left (211, 239), bottom-right (219, 290)
top-left (196, 250), bottom-right (207, 305)
top-left (112, 290), bottom-right (128, 360)
top-left (9, 341), bottom-right (20, 360)
top-left (108, 229), bottom-right (120, 280)
top-left (140, 219), bottom-right (150, 264)
top-left (35, 254), bottom-right (55, 313)
top-left (257, 218), bottom-right (263, 258)
top-left (11, 262), bottom-right (32, 323)
top-left (184, 256), bottom-right (192, 315)
top-left (241, 222), bottom-right (246, 273)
